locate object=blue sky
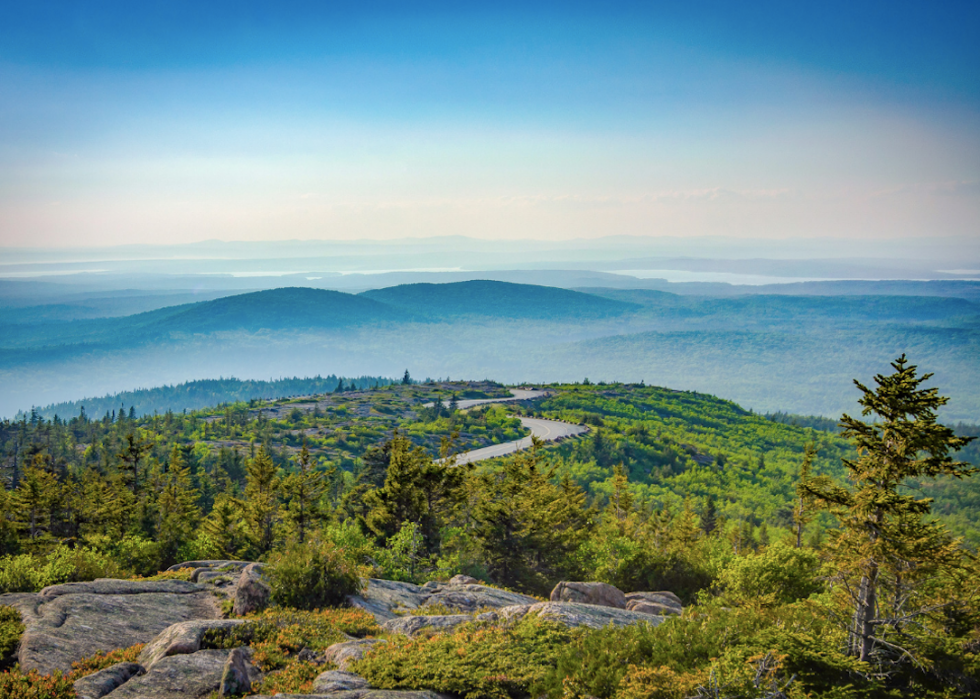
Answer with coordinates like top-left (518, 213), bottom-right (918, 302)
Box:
top-left (1, 1), bottom-right (977, 247)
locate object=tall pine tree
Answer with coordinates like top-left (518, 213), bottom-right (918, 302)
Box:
top-left (805, 355), bottom-right (975, 663)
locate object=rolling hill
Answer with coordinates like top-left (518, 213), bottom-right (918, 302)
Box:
top-left (360, 280), bottom-right (639, 319)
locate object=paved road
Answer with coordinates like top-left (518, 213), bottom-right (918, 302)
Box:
top-left (448, 416), bottom-right (588, 466)
top-left (424, 388), bottom-right (552, 410)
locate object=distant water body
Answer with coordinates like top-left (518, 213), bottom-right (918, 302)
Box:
top-left (609, 269), bottom-right (980, 286)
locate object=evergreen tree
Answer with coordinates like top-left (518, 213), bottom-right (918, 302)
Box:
top-left (470, 442), bottom-right (591, 594)
top-left (402, 370), bottom-right (411, 385)
top-left (117, 431), bottom-right (151, 495)
top-left (805, 355), bottom-right (976, 663)
top-left (793, 443), bottom-right (817, 548)
top-left (282, 442), bottom-right (331, 544)
top-left (12, 455), bottom-right (60, 539)
top-left (701, 495), bottom-right (718, 535)
top-left (363, 432), bottom-right (466, 555)
top-left (201, 495), bottom-right (250, 559)
top-left (243, 446), bottom-right (281, 555)
top-left (157, 446), bottom-right (201, 565)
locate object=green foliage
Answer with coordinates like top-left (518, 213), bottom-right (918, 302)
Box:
top-left (535, 602), bottom-right (888, 699)
top-left (0, 545), bottom-right (124, 593)
top-left (0, 606), bottom-right (24, 669)
top-left (266, 539), bottom-right (361, 610)
top-left (714, 542), bottom-right (823, 606)
top-left (806, 355), bottom-right (977, 663)
top-left (0, 643), bottom-right (145, 699)
top-left (469, 445), bottom-right (592, 596)
top-left (362, 431), bottom-right (467, 556)
top-left (353, 617), bottom-right (576, 699)
top-left (0, 668), bottom-right (75, 699)
top-left (201, 606), bottom-right (380, 692)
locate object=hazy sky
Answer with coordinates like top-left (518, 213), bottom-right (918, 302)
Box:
top-left (1, 1), bottom-right (977, 248)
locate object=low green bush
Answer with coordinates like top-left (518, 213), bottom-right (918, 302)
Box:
top-left (201, 607), bottom-right (380, 671)
top-left (0, 606), bottom-right (24, 669)
top-left (267, 539), bottom-right (361, 610)
top-left (353, 617), bottom-right (576, 699)
top-left (714, 542), bottom-right (823, 606)
top-left (0, 545), bottom-right (125, 593)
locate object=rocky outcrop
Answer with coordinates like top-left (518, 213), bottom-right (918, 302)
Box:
top-left (6, 578), bottom-right (221, 675)
top-left (498, 601), bottom-right (667, 629)
top-left (220, 647), bottom-right (258, 696)
top-left (448, 574), bottom-right (478, 585)
top-left (550, 581), bottom-right (626, 609)
top-left (625, 591), bottom-right (683, 614)
top-left (233, 563), bottom-right (271, 616)
top-left (102, 649), bottom-right (231, 699)
top-left (313, 670), bottom-right (371, 692)
top-left (139, 618), bottom-right (248, 669)
top-left (73, 662), bottom-right (144, 699)
top-left (250, 692), bottom-right (451, 699)
top-left (324, 639), bottom-right (388, 671)
top-left (382, 614), bottom-right (473, 637)
top-left (346, 578), bottom-right (539, 621)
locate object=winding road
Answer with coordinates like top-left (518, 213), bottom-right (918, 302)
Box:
top-left (431, 388), bottom-right (589, 465)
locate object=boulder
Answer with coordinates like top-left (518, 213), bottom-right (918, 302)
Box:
top-left (550, 581), bottom-right (626, 609)
top-left (382, 614), bottom-right (473, 637)
top-left (73, 662), bottom-right (144, 699)
top-left (515, 601), bottom-right (667, 629)
top-left (15, 579), bottom-right (220, 675)
top-left (422, 585), bottom-right (538, 614)
top-left (625, 591), bottom-right (682, 612)
top-left (626, 601), bottom-right (680, 616)
top-left (140, 619), bottom-right (248, 669)
top-left (102, 649), bottom-right (230, 699)
top-left (220, 646), bottom-right (259, 696)
top-left (346, 578), bottom-right (536, 622)
top-left (166, 560), bottom-right (250, 573)
top-left (233, 563), bottom-right (271, 616)
top-left (323, 639), bottom-right (387, 671)
top-left (346, 579), bottom-right (431, 621)
top-left (249, 691), bottom-right (451, 699)
top-left (448, 575), bottom-right (478, 585)
top-left (313, 670), bottom-right (370, 692)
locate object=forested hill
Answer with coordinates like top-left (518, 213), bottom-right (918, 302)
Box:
top-left (24, 375), bottom-right (398, 421)
top-left (360, 280), bottom-right (639, 318)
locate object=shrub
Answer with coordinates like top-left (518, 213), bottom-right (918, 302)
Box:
top-left (715, 542), bottom-right (823, 606)
top-left (201, 607), bottom-right (380, 671)
top-left (68, 644), bottom-right (145, 680)
top-left (533, 601), bottom-right (887, 699)
top-left (0, 668), bottom-right (75, 699)
top-left (0, 643), bottom-right (145, 699)
top-left (0, 554), bottom-right (46, 593)
top-left (353, 617), bottom-right (576, 699)
top-left (0, 606), bottom-right (24, 669)
top-left (267, 539), bottom-right (361, 610)
top-left (0, 545), bottom-right (125, 593)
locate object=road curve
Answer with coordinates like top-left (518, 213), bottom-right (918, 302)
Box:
top-left (448, 416), bottom-right (588, 466)
top-left (424, 388), bottom-right (552, 410)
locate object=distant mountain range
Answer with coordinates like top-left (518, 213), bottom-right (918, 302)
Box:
top-left (1, 280), bottom-right (977, 421)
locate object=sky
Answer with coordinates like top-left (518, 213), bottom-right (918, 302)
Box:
top-left (0, 1), bottom-right (978, 248)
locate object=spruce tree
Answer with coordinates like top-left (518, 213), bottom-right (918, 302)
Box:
top-left (202, 495), bottom-right (250, 559)
top-left (363, 432), bottom-right (465, 554)
top-left (243, 446), bottom-right (280, 555)
top-left (793, 443), bottom-right (817, 548)
top-left (12, 456), bottom-right (60, 539)
top-left (805, 355), bottom-right (975, 662)
top-left (282, 442), bottom-right (331, 544)
top-left (157, 446), bottom-right (201, 565)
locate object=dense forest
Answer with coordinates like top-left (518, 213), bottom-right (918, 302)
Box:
top-left (24, 375), bottom-right (399, 422)
top-left (1, 364), bottom-right (978, 697)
